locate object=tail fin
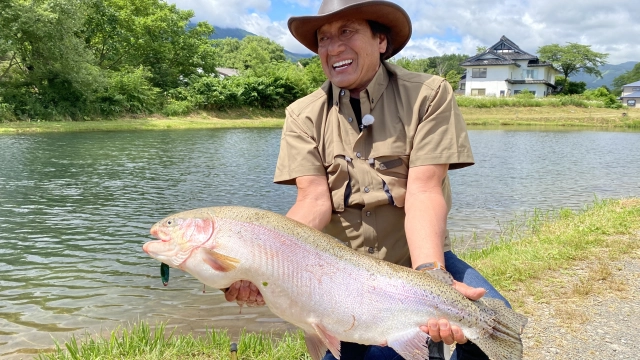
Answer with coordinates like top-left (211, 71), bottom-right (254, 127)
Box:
top-left (472, 298), bottom-right (528, 360)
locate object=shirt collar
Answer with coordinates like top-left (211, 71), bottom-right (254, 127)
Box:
top-left (330, 62), bottom-right (390, 109)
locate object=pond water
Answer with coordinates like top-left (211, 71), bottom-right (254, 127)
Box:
top-left (0, 128), bottom-right (638, 358)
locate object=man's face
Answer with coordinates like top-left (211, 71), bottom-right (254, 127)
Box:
top-left (317, 19), bottom-right (387, 94)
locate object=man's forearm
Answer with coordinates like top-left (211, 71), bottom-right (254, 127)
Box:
top-left (286, 175), bottom-right (333, 231)
top-left (286, 199), bottom-right (332, 230)
top-left (405, 191), bottom-right (448, 268)
top-left (404, 164), bottom-right (449, 269)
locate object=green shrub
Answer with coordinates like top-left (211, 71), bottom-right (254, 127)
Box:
top-left (97, 67), bottom-right (161, 115)
top-left (602, 94), bottom-right (623, 109)
top-left (162, 99), bottom-right (194, 117)
top-left (514, 89), bottom-right (535, 99)
top-left (184, 76), bottom-right (242, 110)
top-left (0, 100), bottom-right (16, 121)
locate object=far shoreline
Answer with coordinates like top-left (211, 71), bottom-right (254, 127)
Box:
top-left (1, 106), bottom-right (638, 134)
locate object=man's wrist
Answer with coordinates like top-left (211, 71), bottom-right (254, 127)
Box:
top-left (415, 261), bottom-right (446, 272)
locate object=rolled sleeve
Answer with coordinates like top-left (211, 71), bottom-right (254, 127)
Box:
top-left (273, 108), bottom-right (326, 185)
top-left (409, 80), bottom-right (474, 170)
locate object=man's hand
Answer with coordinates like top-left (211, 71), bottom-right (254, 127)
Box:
top-left (420, 281), bottom-right (486, 344)
top-left (223, 280), bottom-right (265, 307)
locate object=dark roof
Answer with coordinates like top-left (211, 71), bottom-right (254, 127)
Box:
top-left (527, 59), bottom-right (555, 68)
top-left (486, 36), bottom-right (538, 60)
top-left (506, 79), bottom-right (558, 89)
top-left (460, 51), bottom-right (520, 67)
top-left (621, 91), bottom-right (640, 98)
top-left (624, 81), bottom-right (640, 87)
top-left (461, 35), bottom-right (553, 67)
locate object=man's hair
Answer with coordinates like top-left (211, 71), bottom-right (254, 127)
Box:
top-left (367, 20), bottom-right (393, 61)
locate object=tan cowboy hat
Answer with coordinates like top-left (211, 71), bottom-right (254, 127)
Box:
top-left (288, 0), bottom-right (412, 59)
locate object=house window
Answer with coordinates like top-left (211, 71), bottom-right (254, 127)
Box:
top-left (514, 90), bottom-right (536, 96)
top-left (632, 87), bottom-right (640, 91)
top-left (628, 100), bottom-right (637, 107)
top-left (523, 69), bottom-right (538, 79)
top-left (460, 82), bottom-right (466, 91)
top-left (472, 68), bottom-right (487, 78)
top-left (471, 89), bottom-right (486, 96)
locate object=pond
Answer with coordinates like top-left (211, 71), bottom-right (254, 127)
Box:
top-left (1, 127), bottom-right (638, 358)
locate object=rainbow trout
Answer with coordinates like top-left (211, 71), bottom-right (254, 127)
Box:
top-left (143, 206), bottom-right (527, 360)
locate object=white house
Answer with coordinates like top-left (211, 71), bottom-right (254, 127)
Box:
top-left (620, 80), bottom-right (640, 108)
top-left (460, 36), bottom-right (560, 98)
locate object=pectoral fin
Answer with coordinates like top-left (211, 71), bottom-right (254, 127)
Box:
top-left (200, 248), bottom-right (240, 272)
top-left (304, 332), bottom-right (328, 360)
top-left (386, 328), bottom-right (430, 360)
top-left (311, 323), bottom-right (341, 359)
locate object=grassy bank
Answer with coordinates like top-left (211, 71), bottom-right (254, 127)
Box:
top-left (37, 198), bottom-right (640, 360)
top-left (1, 106), bottom-right (639, 134)
top-left (0, 108), bottom-right (286, 134)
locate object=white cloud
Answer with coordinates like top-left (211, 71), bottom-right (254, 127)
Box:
top-left (170, 0), bottom-right (640, 63)
top-left (167, 0), bottom-right (271, 28)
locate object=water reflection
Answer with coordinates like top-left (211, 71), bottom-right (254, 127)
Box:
top-left (0, 128), bottom-right (639, 357)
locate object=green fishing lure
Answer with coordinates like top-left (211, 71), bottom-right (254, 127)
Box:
top-left (160, 263), bottom-right (170, 286)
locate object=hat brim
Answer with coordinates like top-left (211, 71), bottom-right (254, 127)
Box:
top-left (288, 1), bottom-right (411, 59)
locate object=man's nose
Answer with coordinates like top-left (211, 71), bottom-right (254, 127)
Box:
top-left (326, 37), bottom-right (346, 56)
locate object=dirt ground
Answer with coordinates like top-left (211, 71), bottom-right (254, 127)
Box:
top-left (512, 231), bottom-right (640, 359)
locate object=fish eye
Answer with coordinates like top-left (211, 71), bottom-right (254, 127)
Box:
top-left (166, 219), bottom-right (173, 226)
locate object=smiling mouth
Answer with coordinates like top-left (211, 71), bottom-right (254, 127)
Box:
top-left (333, 59), bottom-right (353, 70)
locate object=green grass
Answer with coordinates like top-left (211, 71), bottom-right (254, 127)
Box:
top-left (2, 105), bottom-right (639, 134)
top-left (455, 95), bottom-right (602, 109)
top-left (37, 198), bottom-right (640, 359)
top-left (37, 322), bottom-right (311, 360)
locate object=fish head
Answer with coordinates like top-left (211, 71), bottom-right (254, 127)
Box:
top-left (144, 210), bottom-right (216, 268)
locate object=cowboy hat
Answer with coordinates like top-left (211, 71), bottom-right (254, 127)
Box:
top-left (288, 0), bottom-right (412, 59)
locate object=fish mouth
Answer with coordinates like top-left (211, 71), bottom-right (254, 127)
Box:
top-left (150, 224), bottom-right (171, 242)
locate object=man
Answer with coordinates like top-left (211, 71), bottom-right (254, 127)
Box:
top-left (225, 0), bottom-right (512, 359)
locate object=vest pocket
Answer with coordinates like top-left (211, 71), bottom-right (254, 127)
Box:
top-left (325, 156), bottom-right (350, 212)
top-left (373, 155), bottom-right (409, 207)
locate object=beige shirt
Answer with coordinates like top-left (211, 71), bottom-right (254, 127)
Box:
top-left (274, 62), bottom-right (474, 267)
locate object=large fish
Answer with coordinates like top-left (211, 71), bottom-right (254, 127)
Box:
top-left (143, 206), bottom-right (527, 360)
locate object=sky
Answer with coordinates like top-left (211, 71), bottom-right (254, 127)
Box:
top-left (167, 0), bottom-right (639, 65)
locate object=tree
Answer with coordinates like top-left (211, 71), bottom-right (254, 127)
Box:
top-left (611, 62), bottom-right (640, 93)
top-left (301, 56), bottom-right (326, 89)
top-left (476, 46), bottom-right (487, 54)
top-left (537, 43), bottom-right (608, 90)
top-left (212, 36), bottom-right (287, 72)
top-left (83, 0), bottom-right (217, 90)
top-left (554, 76), bottom-right (586, 95)
top-left (445, 70), bottom-right (461, 91)
top-left (0, 0), bottom-right (104, 118)
top-left (428, 54), bottom-right (468, 77)
top-left (391, 54), bottom-right (467, 78)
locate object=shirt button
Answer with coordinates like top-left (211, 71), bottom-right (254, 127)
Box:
top-left (356, 152), bottom-right (361, 158)
top-left (364, 187), bottom-right (370, 193)
top-left (348, 117), bottom-right (353, 123)
top-left (368, 247), bottom-right (375, 254)
top-left (340, 90), bottom-right (345, 96)
top-left (366, 211), bottom-right (371, 217)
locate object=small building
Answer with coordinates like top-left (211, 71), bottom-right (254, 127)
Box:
top-left (620, 80), bottom-right (640, 108)
top-left (216, 67), bottom-right (239, 78)
top-left (460, 36), bottom-right (560, 98)
top-left (456, 73), bottom-right (467, 95)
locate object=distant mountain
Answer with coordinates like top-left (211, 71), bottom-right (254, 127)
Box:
top-left (209, 26), bottom-right (313, 63)
top-left (570, 61), bottom-right (638, 89)
top-left (210, 27), bottom-right (255, 40)
top-left (284, 49), bottom-right (313, 63)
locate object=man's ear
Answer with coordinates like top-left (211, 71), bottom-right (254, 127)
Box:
top-left (378, 34), bottom-right (388, 54)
